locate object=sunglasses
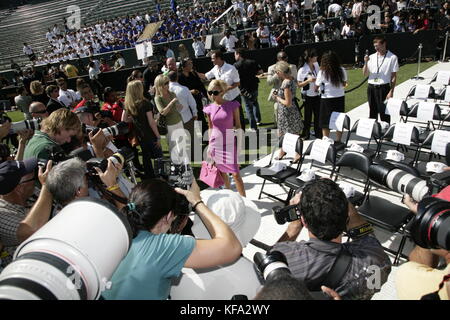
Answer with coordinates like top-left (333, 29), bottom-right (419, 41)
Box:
top-left (208, 90), bottom-right (221, 96)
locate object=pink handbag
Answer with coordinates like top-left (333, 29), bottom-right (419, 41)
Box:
top-left (199, 161), bottom-right (224, 188)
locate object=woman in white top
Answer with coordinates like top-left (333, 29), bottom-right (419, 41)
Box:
top-left (297, 48), bottom-right (321, 140)
top-left (314, 51), bottom-right (347, 143)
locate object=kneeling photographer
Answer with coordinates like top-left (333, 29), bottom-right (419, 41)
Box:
top-left (270, 179), bottom-right (391, 300)
top-left (396, 188), bottom-right (450, 300)
top-left (102, 179), bottom-right (242, 300)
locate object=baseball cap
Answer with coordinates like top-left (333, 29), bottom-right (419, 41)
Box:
top-left (0, 158), bottom-right (38, 195)
top-left (192, 190), bottom-right (261, 246)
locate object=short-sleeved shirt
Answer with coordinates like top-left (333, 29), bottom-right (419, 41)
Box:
top-left (102, 230), bottom-right (195, 300)
top-left (155, 93), bottom-right (183, 126)
top-left (58, 89), bottom-right (79, 108)
top-left (205, 63), bottom-right (240, 101)
top-left (219, 35), bottom-right (239, 53)
top-left (14, 95), bottom-right (32, 119)
top-left (297, 62), bottom-right (320, 97)
top-left (396, 262), bottom-right (450, 300)
top-left (315, 67), bottom-right (347, 98)
top-left (0, 199), bottom-right (27, 268)
top-left (65, 65), bottom-right (78, 78)
top-left (129, 100), bottom-right (157, 143)
top-left (367, 50), bottom-right (399, 85)
top-left (271, 235), bottom-right (392, 299)
top-left (23, 130), bottom-right (61, 161)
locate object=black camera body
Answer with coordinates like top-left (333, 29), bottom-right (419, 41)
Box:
top-left (155, 158), bottom-right (193, 216)
top-left (273, 204), bottom-right (300, 225)
top-left (86, 147), bottom-right (135, 175)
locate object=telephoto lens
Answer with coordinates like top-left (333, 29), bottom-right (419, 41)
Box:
top-left (0, 198), bottom-right (133, 300)
top-left (102, 122), bottom-right (129, 137)
top-left (253, 251), bottom-right (290, 282)
top-left (109, 147), bottom-right (134, 167)
top-left (10, 118), bottom-right (41, 133)
top-left (409, 197), bottom-right (450, 251)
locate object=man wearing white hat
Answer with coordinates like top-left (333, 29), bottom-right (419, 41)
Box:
top-left (170, 189), bottom-right (262, 299)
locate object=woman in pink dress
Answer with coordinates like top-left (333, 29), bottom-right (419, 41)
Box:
top-left (203, 80), bottom-right (246, 197)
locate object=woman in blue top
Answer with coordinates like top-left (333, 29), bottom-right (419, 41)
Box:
top-left (102, 179), bottom-right (242, 300)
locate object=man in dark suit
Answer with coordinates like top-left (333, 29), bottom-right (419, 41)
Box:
top-left (45, 85), bottom-right (66, 115)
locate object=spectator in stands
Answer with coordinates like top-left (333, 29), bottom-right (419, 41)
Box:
top-left (14, 86), bottom-right (32, 120)
top-left (192, 37), bottom-right (206, 58)
top-left (313, 16), bottom-right (326, 42)
top-left (99, 58), bottom-right (112, 72)
top-left (164, 44), bottom-right (176, 59)
top-left (24, 108), bottom-right (81, 161)
top-left (177, 44), bottom-right (190, 61)
top-left (56, 78), bottom-right (79, 109)
top-left (29, 80), bottom-right (49, 106)
top-left (297, 48), bottom-right (321, 140)
top-left (414, 10), bottom-right (430, 34)
top-left (289, 23), bottom-right (303, 44)
top-left (352, 0), bottom-right (363, 18)
top-left (327, 1), bottom-right (342, 18)
top-left (234, 48), bottom-right (263, 131)
top-left (219, 29), bottom-right (239, 53)
top-left (315, 51), bottom-right (347, 143)
top-left (45, 85), bottom-right (66, 115)
top-left (102, 178), bottom-right (241, 300)
top-left (114, 52), bottom-right (126, 71)
top-left (10, 60), bottom-right (21, 72)
top-left (256, 21), bottom-right (270, 48)
top-left (29, 102), bottom-right (49, 119)
top-left (271, 179), bottom-right (391, 299)
top-left (0, 159), bottom-right (53, 268)
top-left (62, 63), bottom-right (79, 78)
top-left (23, 43), bottom-right (36, 63)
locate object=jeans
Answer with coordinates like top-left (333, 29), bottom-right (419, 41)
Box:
top-left (242, 90), bottom-right (261, 130)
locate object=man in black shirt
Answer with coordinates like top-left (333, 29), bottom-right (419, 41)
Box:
top-left (234, 48), bottom-right (263, 131)
top-left (289, 23), bottom-right (303, 44)
top-left (143, 60), bottom-right (161, 100)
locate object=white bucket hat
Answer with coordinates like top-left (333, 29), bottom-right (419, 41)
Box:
top-left (192, 190), bottom-right (261, 247)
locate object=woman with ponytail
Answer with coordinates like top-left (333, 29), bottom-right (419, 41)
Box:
top-left (102, 179), bottom-right (242, 300)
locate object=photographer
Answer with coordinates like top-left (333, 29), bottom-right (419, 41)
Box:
top-left (102, 179), bottom-right (242, 300)
top-left (46, 157), bottom-right (127, 210)
top-left (0, 159), bottom-right (53, 268)
top-left (271, 179), bottom-right (391, 299)
top-left (24, 108), bottom-right (81, 161)
top-left (396, 191), bottom-right (450, 300)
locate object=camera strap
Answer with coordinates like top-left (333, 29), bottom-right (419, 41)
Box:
top-left (321, 246), bottom-right (352, 290)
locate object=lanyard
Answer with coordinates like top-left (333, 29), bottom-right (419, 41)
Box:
top-left (308, 63), bottom-right (317, 77)
top-left (376, 52), bottom-right (387, 76)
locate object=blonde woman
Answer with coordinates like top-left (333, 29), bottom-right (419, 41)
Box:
top-left (153, 74), bottom-right (186, 162)
top-left (121, 80), bottom-right (162, 178)
top-left (30, 80), bottom-right (49, 105)
top-left (178, 43), bottom-right (190, 61)
top-left (271, 61), bottom-right (302, 162)
top-left (204, 80), bottom-right (246, 197)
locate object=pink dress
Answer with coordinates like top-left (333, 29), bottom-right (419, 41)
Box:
top-left (203, 100), bottom-right (240, 174)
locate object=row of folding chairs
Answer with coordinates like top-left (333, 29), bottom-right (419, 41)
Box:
top-left (256, 133), bottom-right (450, 264)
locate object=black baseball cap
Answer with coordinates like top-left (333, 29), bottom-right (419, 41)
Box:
top-left (0, 158), bottom-right (38, 195)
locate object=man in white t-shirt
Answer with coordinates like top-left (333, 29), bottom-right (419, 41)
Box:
top-left (256, 21), bottom-right (270, 48)
top-left (327, 2), bottom-right (342, 17)
top-left (219, 30), bottom-right (239, 53)
top-left (363, 36), bottom-right (399, 123)
top-left (313, 17), bottom-right (326, 42)
top-left (192, 37), bottom-right (206, 58)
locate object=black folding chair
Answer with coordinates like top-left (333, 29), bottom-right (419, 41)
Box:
top-left (329, 112), bottom-right (351, 153)
top-left (345, 119), bottom-right (383, 159)
top-left (405, 84), bottom-right (436, 101)
top-left (256, 135), bottom-right (303, 204)
top-left (404, 101), bottom-right (441, 134)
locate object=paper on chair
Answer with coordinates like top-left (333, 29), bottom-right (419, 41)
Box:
top-left (282, 133), bottom-right (299, 157)
top-left (310, 139), bottom-right (331, 164)
top-left (431, 130), bottom-right (450, 156)
top-left (444, 88), bottom-right (450, 103)
top-left (413, 84), bottom-right (430, 99)
top-left (385, 98), bottom-right (403, 116)
top-left (356, 118), bottom-right (376, 139)
top-left (329, 112), bottom-right (346, 131)
top-left (416, 101), bottom-right (436, 121)
top-left (436, 71), bottom-right (450, 85)
top-left (392, 123), bottom-right (415, 146)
